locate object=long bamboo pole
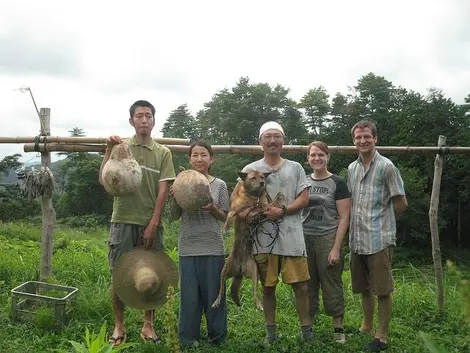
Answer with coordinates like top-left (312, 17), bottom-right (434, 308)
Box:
top-left (22, 143), bottom-right (470, 155)
top-left (0, 136), bottom-right (190, 145)
top-left (429, 135), bottom-right (445, 312)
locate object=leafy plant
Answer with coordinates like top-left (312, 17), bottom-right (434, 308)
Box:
top-left (69, 323), bottom-right (135, 353)
top-left (419, 261), bottom-right (470, 352)
top-left (419, 332), bottom-right (447, 353)
top-left (163, 285), bottom-right (180, 353)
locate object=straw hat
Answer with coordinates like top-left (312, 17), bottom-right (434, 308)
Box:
top-left (112, 248), bottom-right (178, 310)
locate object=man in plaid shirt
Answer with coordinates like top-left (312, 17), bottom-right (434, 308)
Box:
top-left (347, 120), bottom-right (408, 352)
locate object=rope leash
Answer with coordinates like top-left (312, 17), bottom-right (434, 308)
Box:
top-left (245, 212), bottom-right (283, 254)
top-left (239, 192), bottom-right (284, 254)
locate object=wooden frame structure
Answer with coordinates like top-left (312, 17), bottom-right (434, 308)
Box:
top-left (1, 108), bottom-right (467, 312)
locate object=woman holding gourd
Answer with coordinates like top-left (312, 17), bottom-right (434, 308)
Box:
top-left (170, 140), bottom-right (230, 348)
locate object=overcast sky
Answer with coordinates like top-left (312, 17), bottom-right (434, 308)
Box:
top-left (1, 0), bottom-right (469, 163)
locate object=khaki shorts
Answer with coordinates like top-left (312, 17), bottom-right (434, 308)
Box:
top-left (107, 223), bottom-right (164, 272)
top-left (254, 253), bottom-right (310, 287)
top-left (350, 246), bottom-right (394, 296)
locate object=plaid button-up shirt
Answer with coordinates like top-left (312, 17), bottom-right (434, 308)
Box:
top-left (347, 151), bottom-right (405, 255)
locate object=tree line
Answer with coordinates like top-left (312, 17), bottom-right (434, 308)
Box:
top-left (1, 73), bottom-right (469, 248)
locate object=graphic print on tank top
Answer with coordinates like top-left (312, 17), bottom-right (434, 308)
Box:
top-left (307, 185), bottom-right (329, 222)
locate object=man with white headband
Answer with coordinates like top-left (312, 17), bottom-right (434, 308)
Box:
top-left (231, 121), bottom-right (313, 343)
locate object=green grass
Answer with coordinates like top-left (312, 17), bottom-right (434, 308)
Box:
top-left (0, 221), bottom-right (469, 352)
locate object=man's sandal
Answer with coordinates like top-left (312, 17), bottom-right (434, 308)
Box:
top-left (363, 338), bottom-right (388, 351)
top-left (140, 332), bottom-right (162, 344)
top-left (109, 334), bottom-right (126, 347)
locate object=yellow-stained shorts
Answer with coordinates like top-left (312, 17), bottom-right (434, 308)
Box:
top-left (254, 253), bottom-right (310, 287)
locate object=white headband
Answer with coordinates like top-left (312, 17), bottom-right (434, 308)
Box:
top-left (259, 121), bottom-right (285, 138)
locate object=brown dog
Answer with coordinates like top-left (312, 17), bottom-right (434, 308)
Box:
top-left (211, 170), bottom-right (285, 311)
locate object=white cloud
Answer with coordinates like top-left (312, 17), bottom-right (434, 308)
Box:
top-left (1, 0), bottom-right (469, 162)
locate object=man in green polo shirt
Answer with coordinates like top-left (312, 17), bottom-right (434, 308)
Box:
top-left (99, 100), bottom-right (176, 347)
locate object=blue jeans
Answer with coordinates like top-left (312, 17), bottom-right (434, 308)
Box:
top-left (178, 255), bottom-right (227, 346)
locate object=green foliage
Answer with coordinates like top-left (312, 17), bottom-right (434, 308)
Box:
top-left (0, 222), bottom-right (469, 352)
top-left (3, 72), bottom-right (470, 250)
top-left (0, 153), bottom-right (22, 176)
top-left (418, 261), bottom-right (470, 353)
top-left (56, 214), bottom-right (110, 228)
top-left (161, 104), bottom-right (198, 141)
top-left (446, 260), bottom-right (470, 324)
top-left (69, 323), bottom-right (135, 352)
top-left (56, 158), bottom-right (113, 217)
top-left (34, 306), bottom-right (57, 330)
top-left (156, 73), bottom-right (470, 248)
top-left (298, 86), bottom-right (330, 137)
top-left (0, 184), bottom-right (41, 221)
top-left (195, 77), bottom-right (308, 145)
top-left (420, 332), bottom-right (447, 353)
top-left (163, 285), bottom-right (180, 353)
top-left (396, 165), bottom-right (431, 246)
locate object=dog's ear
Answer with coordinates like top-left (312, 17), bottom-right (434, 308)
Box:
top-left (263, 172), bottom-right (272, 179)
top-left (237, 172), bottom-right (248, 180)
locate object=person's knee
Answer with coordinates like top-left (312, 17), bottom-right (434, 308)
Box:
top-left (377, 293), bottom-right (392, 301)
top-left (263, 286), bottom-right (276, 296)
top-left (292, 281), bottom-right (309, 298)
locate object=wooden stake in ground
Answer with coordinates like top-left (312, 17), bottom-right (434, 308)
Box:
top-left (39, 108), bottom-right (56, 282)
top-left (429, 135), bottom-right (445, 311)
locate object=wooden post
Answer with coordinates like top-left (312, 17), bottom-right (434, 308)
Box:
top-left (39, 108), bottom-right (56, 282)
top-left (429, 135), bottom-right (445, 311)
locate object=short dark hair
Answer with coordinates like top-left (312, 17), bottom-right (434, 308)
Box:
top-left (351, 120), bottom-right (377, 139)
top-left (188, 140), bottom-right (214, 157)
top-left (129, 100), bottom-right (156, 118)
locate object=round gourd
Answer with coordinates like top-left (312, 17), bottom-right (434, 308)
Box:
top-left (101, 143), bottom-right (142, 196)
top-left (172, 170), bottom-right (213, 210)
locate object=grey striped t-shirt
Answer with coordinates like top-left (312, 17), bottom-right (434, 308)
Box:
top-left (178, 178), bottom-right (230, 256)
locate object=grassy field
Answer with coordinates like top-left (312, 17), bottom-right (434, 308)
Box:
top-left (0, 220), bottom-right (469, 353)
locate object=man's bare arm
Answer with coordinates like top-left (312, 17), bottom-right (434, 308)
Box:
top-left (393, 195), bottom-right (408, 218)
top-left (285, 188), bottom-right (309, 215)
top-left (264, 188), bottom-right (309, 220)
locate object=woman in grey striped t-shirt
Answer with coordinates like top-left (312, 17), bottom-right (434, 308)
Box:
top-left (170, 140), bottom-right (230, 348)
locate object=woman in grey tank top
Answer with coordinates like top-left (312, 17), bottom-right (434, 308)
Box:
top-left (170, 140), bottom-right (230, 348)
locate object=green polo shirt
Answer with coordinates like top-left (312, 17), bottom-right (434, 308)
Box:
top-left (110, 136), bottom-right (176, 226)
